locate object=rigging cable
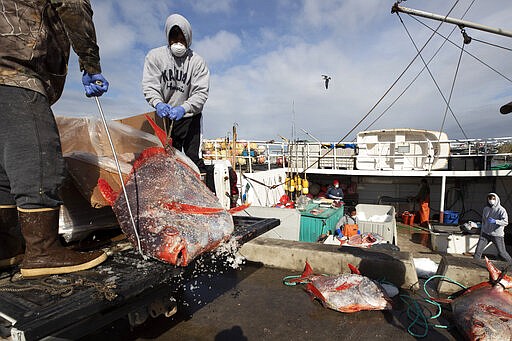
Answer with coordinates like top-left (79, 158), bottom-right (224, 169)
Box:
top-left (397, 11), bottom-right (469, 139)
top-left (364, 0), bottom-right (476, 132)
top-left (237, 1), bottom-right (464, 193)
top-left (364, 26), bottom-right (458, 131)
top-left (412, 17), bottom-right (512, 84)
top-left (285, 0), bottom-right (462, 176)
top-left (470, 37), bottom-right (512, 52)
top-left (437, 31), bottom-right (467, 141)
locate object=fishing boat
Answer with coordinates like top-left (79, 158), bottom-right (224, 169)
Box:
top-left (202, 2), bottom-right (512, 258)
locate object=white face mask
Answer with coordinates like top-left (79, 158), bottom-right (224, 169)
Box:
top-left (488, 199), bottom-right (496, 206)
top-left (171, 42), bottom-right (187, 57)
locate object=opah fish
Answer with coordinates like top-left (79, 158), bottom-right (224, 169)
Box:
top-left (99, 115), bottom-right (248, 266)
top-left (440, 257), bottom-right (512, 340)
top-left (287, 261), bottom-right (392, 313)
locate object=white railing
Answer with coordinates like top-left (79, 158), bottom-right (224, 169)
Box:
top-left (202, 139), bottom-right (288, 173)
top-left (202, 136), bottom-right (512, 172)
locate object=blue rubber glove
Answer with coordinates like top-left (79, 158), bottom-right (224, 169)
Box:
top-left (488, 217), bottom-right (496, 224)
top-left (82, 72), bottom-right (109, 97)
top-left (155, 103), bottom-right (172, 118)
top-left (169, 106), bottom-right (185, 120)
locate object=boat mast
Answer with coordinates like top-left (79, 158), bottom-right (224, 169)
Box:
top-left (391, 3), bottom-right (512, 38)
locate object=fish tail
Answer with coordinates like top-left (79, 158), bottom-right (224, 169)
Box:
top-left (485, 256), bottom-right (512, 288)
top-left (98, 178), bottom-right (118, 205)
top-left (302, 260), bottom-right (314, 278)
top-left (145, 114), bottom-right (172, 147)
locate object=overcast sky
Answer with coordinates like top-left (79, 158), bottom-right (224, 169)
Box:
top-left (52, 0), bottom-right (512, 142)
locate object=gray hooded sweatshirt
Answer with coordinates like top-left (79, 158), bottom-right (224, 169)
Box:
top-left (142, 14), bottom-right (210, 118)
top-left (482, 192), bottom-right (508, 237)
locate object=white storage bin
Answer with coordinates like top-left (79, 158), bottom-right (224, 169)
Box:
top-left (430, 232), bottom-right (498, 255)
top-left (355, 204), bottom-right (397, 245)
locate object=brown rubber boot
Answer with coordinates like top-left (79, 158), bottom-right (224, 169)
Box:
top-left (0, 205), bottom-right (24, 269)
top-left (19, 208), bottom-right (107, 278)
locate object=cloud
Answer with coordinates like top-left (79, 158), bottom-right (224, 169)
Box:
top-left (190, 0), bottom-right (234, 14)
top-left (52, 0), bottom-right (512, 143)
top-left (194, 31), bottom-right (242, 64)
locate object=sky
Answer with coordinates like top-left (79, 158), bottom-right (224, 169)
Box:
top-left (52, 0), bottom-right (512, 142)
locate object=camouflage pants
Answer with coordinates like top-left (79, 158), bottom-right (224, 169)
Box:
top-left (0, 85), bottom-right (65, 209)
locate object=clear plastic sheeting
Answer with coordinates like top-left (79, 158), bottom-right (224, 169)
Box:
top-left (57, 116), bottom-right (161, 157)
top-left (57, 177), bottom-right (119, 242)
top-left (56, 115), bottom-right (162, 208)
top-left (54, 114), bottom-right (165, 241)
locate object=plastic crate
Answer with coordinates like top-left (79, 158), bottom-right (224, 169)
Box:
top-left (355, 204), bottom-right (397, 245)
top-left (443, 210), bottom-right (459, 225)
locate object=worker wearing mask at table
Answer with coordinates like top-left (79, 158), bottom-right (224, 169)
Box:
top-left (0, 0), bottom-right (108, 277)
top-left (335, 207), bottom-right (358, 237)
top-left (326, 180), bottom-right (344, 200)
top-left (142, 13), bottom-right (210, 173)
top-left (474, 193), bottom-right (512, 263)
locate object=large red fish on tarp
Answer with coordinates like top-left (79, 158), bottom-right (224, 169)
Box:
top-left (286, 261), bottom-right (392, 313)
top-left (438, 257), bottom-right (512, 340)
top-left (99, 115), bottom-right (247, 266)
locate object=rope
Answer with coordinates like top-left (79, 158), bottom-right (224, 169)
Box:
top-left (241, 172), bottom-right (281, 190)
top-left (399, 274), bottom-right (467, 338)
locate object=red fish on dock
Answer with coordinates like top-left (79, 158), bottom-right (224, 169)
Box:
top-left (286, 261), bottom-right (392, 313)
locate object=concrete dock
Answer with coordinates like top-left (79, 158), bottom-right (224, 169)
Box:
top-left (80, 221), bottom-right (509, 340)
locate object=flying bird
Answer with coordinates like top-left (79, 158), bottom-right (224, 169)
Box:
top-left (322, 75), bottom-right (331, 89)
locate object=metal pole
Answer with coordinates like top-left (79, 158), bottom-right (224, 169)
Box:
top-left (439, 175), bottom-right (446, 224)
top-left (93, 97), bottom-right (145, 258)
top-left (392, 3), bottom-right (512, 38)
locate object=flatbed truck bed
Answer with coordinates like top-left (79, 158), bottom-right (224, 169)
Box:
top-left (0, 215), bottom-right (279, 341)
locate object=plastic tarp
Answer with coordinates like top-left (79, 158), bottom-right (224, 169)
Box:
top-left (55, 114), bottom-right (161, 241)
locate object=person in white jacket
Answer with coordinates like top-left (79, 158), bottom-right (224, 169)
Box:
top-left (142, 13), bottom-right (210, 172)
top-left (474, 192), bottom-right (512, 263)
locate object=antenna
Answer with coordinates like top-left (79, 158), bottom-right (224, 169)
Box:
top-left (291, 100), bottom-right (296, 142)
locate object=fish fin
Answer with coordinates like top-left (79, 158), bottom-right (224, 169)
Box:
top-left (145, 114), bottom-right (172, 147)
top-left (485, 256), bottom-right (512, 288)
top-left (97, 178), bottom-right (118, 206)
top-left (306, 283), bottom-right (326, 303)
top-left (163, 201), bottom-right (225, 215)
top-left (302, 260), bottom-right (315, 278)
top-left (132, 146), bottom-right (167, 171)
top-left (483, 305), bottom-right (512, 319)
top-left (228, 203), bottom-right (251, 214)
top-left (335, 282), bottom-right (355, 291)
top-left (348, 263), bottom-right (361, 275)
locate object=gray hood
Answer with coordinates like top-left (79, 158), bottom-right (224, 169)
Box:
top-left (488, 192), bottom-right (501, 207)
top-left (165, 14), bottom-right (192, 48)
